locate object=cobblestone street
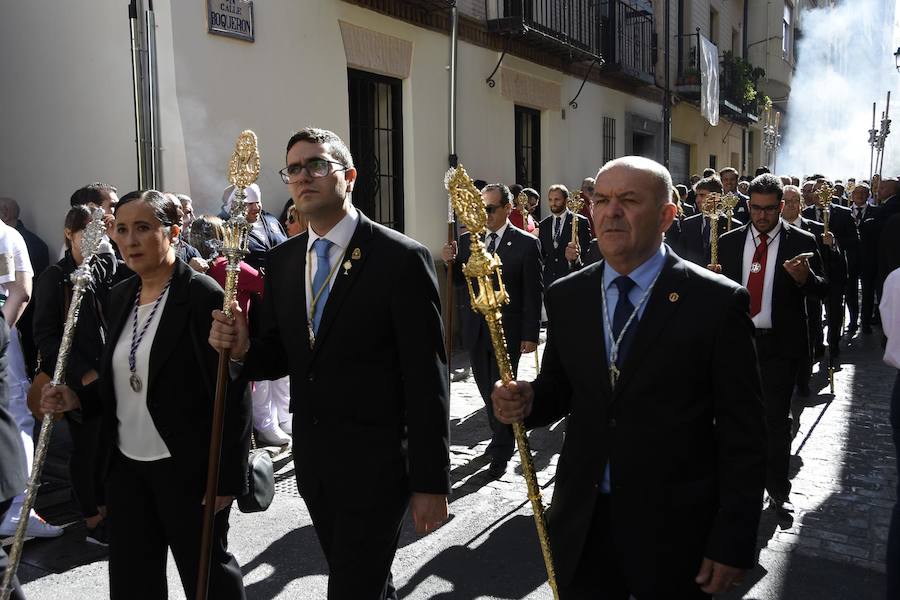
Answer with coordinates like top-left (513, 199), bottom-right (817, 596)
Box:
top-left (6, 326), bottom-right (896, 599)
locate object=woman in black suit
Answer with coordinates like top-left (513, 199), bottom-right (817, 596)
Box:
top-left (41, 191), bottom-right (249, 599)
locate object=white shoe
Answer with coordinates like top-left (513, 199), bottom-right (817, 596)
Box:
top-left (256, 425), bottom-right (291, 447)
top-left (0, 510), bottom-right (64, 538)
top-left (279, 419), bottom-right (293, 436)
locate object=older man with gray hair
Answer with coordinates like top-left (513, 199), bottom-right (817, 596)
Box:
top-left (493, 156), bottom-right (766, 599)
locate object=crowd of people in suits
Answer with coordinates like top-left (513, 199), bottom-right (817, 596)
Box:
top-left (1, 126), bottom-right (900, 600)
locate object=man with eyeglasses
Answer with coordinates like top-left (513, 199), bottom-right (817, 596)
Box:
top-left (716, 174), bottom-right (828, 519)
top-left (210, 127), bottom-right (451, 599)
top-left (441, 182), bottom-right (542, 479)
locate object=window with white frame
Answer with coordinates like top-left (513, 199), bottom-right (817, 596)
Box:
top-left (783, 2), bottom-right (793, 61)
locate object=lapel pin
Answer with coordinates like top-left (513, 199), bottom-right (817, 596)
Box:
top-left (669, 292), bottom-right (679, 303)
top-left (351, 248), bottom-right (361, 260)
top-left (506, 241), bottom-right (512, 246)
top-left (342, 260), bottom-right (352, 275)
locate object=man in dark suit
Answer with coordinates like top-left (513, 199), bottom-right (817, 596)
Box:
top-left (537, 184), bottom-right (592, 291)
top-left (781, 185), bottom-right (837, 396)
top-left (442, 183), bottom-right (542, 478)
top-left (876, 179), bottom-right (900, 292)
top-left (493, 156), bottom-right (766, 599)
top-left (210, 128), bottom-right (450, 600)
top-left (849, 183), bottom-right (881, 333)
top-left (720, 167), bottom-right (750, 224)
top-left (0, 314), bottom-right (27, 599)
top-left (802, 178), bottom-right (856, 358)
top-left (717, 175), bottom-right (828, 515)
top-left (671, 176), bottom-right (743, 267)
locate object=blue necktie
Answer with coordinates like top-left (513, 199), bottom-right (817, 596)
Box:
top-left (311, 238), bottom-right (333, 334)
top-left (487, 232), bottom-right (498, 254)
top-left (611, 276), bottom-right (637, 367)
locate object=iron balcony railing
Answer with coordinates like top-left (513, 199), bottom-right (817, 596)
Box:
top-left (599, 0), bottom-right (655, 83)
top-left (485, 0), bottom-right (603, 62)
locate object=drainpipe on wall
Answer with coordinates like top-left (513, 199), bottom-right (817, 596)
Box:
top-left (129, 0), bottom-right (163, 190)
top-left (663, 0), bottom-right (671, 168)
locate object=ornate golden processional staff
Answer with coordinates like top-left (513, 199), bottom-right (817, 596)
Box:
top-left (445, 166), bottom-right (559, 599)
top-left (1, 209), bottom-right (107, 600)
top-left (815, 183), bottom-right (838, 395)
top-left (196, 130), bottom-right (259, 600)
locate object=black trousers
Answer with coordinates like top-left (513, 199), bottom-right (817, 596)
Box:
top-left (861, 271), bottom-right (878, 329)
top-left (824, 288), bottom-right (845, 351)
top-left (469, 335), bottom-right (521, 462)
top-left (847, 263), bottom-right (861, 327)
top-left (67, 410), bottom-right (106, 518)
top-left (106, 452), bottom-right (245, 600)
top-left (0, 498), bottom-right (25, 600)
top-left (302, 479), bottom-right (409, 600)
top-left (755, 333), bottom-right (799, 502)
top-left (559, 494), bottom-right (710, 600)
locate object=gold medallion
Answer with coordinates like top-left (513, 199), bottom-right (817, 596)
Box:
top-left (351, 248), bottom-right (361, 260)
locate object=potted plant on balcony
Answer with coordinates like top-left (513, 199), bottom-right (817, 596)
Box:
top-left (721, 51), bottom-right (766, 116)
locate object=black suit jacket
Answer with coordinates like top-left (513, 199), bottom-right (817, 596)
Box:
top-left (454, 224), bottom-right (543, 352)
top-left (876, 196), bottom-right (900, 284)
top-left (855, 206), bottom-right (881, 279)
top-left (95, 259), bottom-right (250, 497)
top-left (0, 316), bottom-right (25, 503)
top-left (718, 223), bottom-right (828, 359)
top-left (242, 211), bottom-right (451, 498)
top-left (525, 250), bottom-right (766, 594)
top-left (243, 211), bottom-right (287, 271)
top-left (537, 212), bottom-right (592, 288)
top-left (672, 213), bottom-right (744, 266)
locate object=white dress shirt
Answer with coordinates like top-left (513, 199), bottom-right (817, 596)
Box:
top-left (485, 221), bottom-right (509, 253)
top-left (550, 211), bottom-right (569, 247)
top-left (113, 288), bottom-right (172, 461)
top-left (882, 268), bottom-right (900, 369)
top-left (741, 222), bottom-right (782, 329)
top-left (305, 205), bottom-right (360, 318)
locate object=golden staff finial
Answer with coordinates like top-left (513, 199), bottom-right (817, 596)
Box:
top-left (444, 165), bottom-right (559, 599)
top-left (701, 192), bottom-right (724, 267)
top-left (720, 192), bottom-right (739, 232)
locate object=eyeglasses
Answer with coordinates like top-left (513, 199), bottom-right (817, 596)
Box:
top-left (749, 204), bottom-right (781, 214)
top-left (279, 158), bottom-right (347, 184)
top-left (484, 205), bottom-right (503, 214)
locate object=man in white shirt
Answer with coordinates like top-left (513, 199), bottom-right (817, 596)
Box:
top-left (0, 221), bottom-right (62, 538)
top-left (716, 174), bottom-right (828, 518)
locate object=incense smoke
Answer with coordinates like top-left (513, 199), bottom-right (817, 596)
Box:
top-left (777, 0), bottom-right (900, 180)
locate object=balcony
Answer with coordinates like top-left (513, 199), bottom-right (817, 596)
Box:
top-left (720, 51), bottom-right (766, 123)
top-left (599, 0), bottom-right (656, 85)
top-left (485, 0), bottom-right (603, 63)
top-left (675, 34), bottom-right (765, 123)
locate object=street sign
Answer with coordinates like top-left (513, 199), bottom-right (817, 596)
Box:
top-left (207, 0), bottom-right (254, 42)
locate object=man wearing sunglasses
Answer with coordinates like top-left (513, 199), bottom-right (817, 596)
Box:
top-left (441, 183), bottom-right (542, 479)
top-left (716, 174), bottom-right (828, 519)
top-left (210, 127), bottom-right (451, 599)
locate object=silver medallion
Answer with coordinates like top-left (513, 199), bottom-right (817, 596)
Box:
top-left (750, 262), bottom-right (762, 274)
top-left (130, 373), bottom-right (142, 393)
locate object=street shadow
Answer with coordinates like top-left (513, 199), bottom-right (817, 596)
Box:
top-left (396, 514), bottom-right (548, 599)
top-left (241, 524), bottom-right (327, 599)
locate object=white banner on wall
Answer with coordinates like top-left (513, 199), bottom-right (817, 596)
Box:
top-left (699, 35), bottom-right (719, 127)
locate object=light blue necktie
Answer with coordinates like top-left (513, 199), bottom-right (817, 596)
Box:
top-left (311, 238), bottom-right (333, 334)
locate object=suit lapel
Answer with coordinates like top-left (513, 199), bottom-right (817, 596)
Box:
top-left (311, 213), bottom-right (375, 358)
top-left (148, 260), bottom-right (192, 389)
top-left (583, 264), bottom-right (611, 396)
top-left (610, 252), bottom-right (687, 401)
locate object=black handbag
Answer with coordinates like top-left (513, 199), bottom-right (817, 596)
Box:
top-left (237, 434), bottom-right (275, 513)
